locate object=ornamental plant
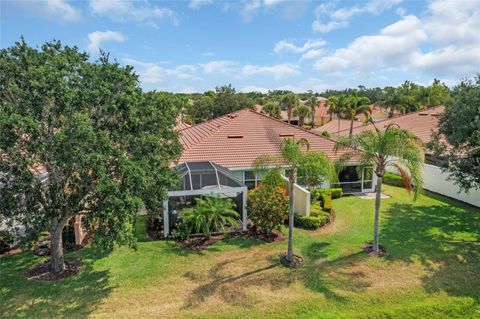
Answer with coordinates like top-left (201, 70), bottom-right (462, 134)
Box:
top-left (247, 185), bottom-right (289, 234)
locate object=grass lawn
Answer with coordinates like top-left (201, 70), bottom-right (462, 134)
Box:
top-left (1, 185), bottom-right (479, 318)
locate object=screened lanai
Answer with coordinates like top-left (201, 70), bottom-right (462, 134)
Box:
top-left (163, 162), bottom-right (248, 237)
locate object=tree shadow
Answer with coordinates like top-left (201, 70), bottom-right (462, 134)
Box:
top-left (381, 201), bottom-right (480, 301)
top-left (0, 249), bottom-right (112, 319)
top-left (182, 256), bottom-right (293, 309)
top-left (297, 242), bottom-right (372, 302)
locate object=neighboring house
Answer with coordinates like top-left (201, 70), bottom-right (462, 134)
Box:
top-left (332, 105), bottom-right (480, 207)
top-left (281, 96), bottom-right (331, 127)
top-left (172, 109), bottom-right (377, 221)
top-left (312, 118), bottom-right (363, 136)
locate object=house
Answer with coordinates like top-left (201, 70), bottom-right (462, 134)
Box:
top-left (330, 105), bottom-right (480, 207)
top-left (311, 118), bottom-right (363, 136)
top-left (280, 96), bottom-right (331, 127)
top-left (165, 108), bottom-right (377, 233)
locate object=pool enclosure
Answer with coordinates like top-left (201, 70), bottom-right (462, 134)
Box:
top-left (163, 162), bottom-right (248, 237)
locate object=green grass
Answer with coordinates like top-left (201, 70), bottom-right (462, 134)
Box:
top-left (1, 185), bottom-right (479, 318)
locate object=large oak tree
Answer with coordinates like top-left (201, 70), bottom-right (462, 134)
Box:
top-left (0, 40), bottom-right (181, 273)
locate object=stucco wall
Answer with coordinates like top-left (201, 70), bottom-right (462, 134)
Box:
top-left (387, 164), bottom-right (480, 207)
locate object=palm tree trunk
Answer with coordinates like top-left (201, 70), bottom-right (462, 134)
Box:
top-left (349, 115), bottom-right (354, 137)
top-left (373, 174), bottom-right (383, 252)
top-left (287, 179), bottom-right (295, 262)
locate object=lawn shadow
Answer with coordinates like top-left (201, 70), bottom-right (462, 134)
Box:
top-left (381, 200), bottom-right (480, 301)
top-left (297, 242), bottom-right (372, 302)
top-left (182, 256), bottom-right (292, 309)
top-left (0, 248), bottom-right (113, 319)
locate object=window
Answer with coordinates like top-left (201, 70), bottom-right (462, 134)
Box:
top-left (244, 170), bottom-right (256, 189)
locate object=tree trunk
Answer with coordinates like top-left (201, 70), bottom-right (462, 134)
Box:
top-left (287, 178), bottom-right (295, 262)
top-left (50, 217), bottom-right (66, 273)
top-left (373, 174), bottom-right (383, 252)
top-left (349, 115), bottom-right (355, 137)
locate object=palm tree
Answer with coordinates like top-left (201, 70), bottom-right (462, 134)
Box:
top-left (328, 95), bottom-right (348, 135)
top-left (292, 105), bottom-right (311, 127)
top-left (280, 93), bottom-right (298, 124)
top-left (262, 102), bottom-right (281, 119)
top-left (345, 92), bottom-right (371, 136)
top-left (334, 124), bottom-right (424, 252)
top-left (254, 138), bottom-right (335, 266)
top-left (305, 96), bottom-right (319, 127)
top-left (181, 196), bottom-right (240, 239)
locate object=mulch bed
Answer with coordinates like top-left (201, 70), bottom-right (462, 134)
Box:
top-left (24, 258), bottom-right (83, 281)
top-left (178, 235), bottom-right (225, 250)
top-left (280, 253), bottom-right (304, 269)
top-left (248, 228), bottom-right (286, 243)
top-left (363, 243), bottom-right (386, 257)
top-left (0, 247), bottom-right (22, 259)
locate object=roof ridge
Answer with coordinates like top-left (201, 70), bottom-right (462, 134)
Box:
top-left (179, 108), bottom-right (249, 133)
top-left (246, 109), bottom-right (344, 145)
top-left (335, 105), bottom-right (445, 134)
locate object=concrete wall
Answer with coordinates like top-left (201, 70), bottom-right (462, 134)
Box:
top-left (387, 164), bottom-right (480, 207)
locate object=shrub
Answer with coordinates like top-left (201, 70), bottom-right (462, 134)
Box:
top-left (247, 185), bottom-right (289, 233)
top-left (383, 172), bottom-right (404, 187)
top-left (320, 131), bottom-right (331, 138)
top-left (322, 193), bottom-right (333, 214)
top-left (146, 216), bottom-right (163, 240)
top-left (0, 230), bottom-right (15, 254)
top-left (181, 196), bottom-right (240, 238)
top-left (312, 188), bottom-right (343, 203)
top-left (294, 213), bottom-right (330, 230)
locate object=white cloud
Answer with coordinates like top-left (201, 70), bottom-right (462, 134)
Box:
top-left (274, 39), bottom-right (326, 54)
top-left (87, 31), bottom-right (125, 53)
top-left (241, 63), bottom-right (299, 79)
top-left (88, 0), bottom-right (179, 27)
top-left (300, 49), bottom-right (325, 61)
top-left (240, 85), bottom-right (270, 93)
top-left (188, 0), bottom-right (213, 10)
top-left (123, 58), bottom-right (201, 84)
top-left (313, 0), bottom-right (480, 78)
top-left (312, 0), bottom-right (402, 33)
top-left (199, 60), bottom-right (238, 74)
top-left (240, 0), bottom-right (287, 21)
top-left (24, 0), bottom-right (81, 22)
top-left (202, 52), bottom-right (216, 58)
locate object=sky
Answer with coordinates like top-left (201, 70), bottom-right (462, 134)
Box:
top-left (1, 0), bottom-right (479, 93)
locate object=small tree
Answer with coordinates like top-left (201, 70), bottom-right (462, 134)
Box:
top-left (247, 184), bottom-right (289, 234)
top-left (181, 197), bottom-right (240, 239)
top-left (335, 124), bottom-right (424, 252)
top-left (293, 105), bottom-right (311, 127)
top-left (0, 40), bottom-right (182, 273)
top-left (345, 92), bottom-right (371, 136)
top-left (262, 102), bottom-right (281, 119)
top-left (328, 95), bottom-right (348, 135)
top-left (254, 139), bottom-right (334, 265)
top-left (280, 93), bottom-right (298, 124)
top-left (305, 96), bottom-right (319, 127)
top-left (298, 152), bottom-right (336, 191)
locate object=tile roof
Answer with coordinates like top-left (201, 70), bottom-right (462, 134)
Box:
top-left (337, 105), bottom-right (445, 145)
top-left (312, 119), bottom-right (363, 134)
top-left (179, 109), bottom-right (359, 168)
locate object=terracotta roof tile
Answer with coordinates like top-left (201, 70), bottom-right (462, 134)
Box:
top-left (312, 119), bottom-right (363, 134)
top-left (178, 109), bottom-right (359, 168)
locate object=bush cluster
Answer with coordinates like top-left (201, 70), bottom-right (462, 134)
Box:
top-left (311, 188), bottom-right (343, 202)
top-left (247, 185), bottom-right (289, 234)
top-left (383, 172), bottom-right (404, 187)
top-left (0, 230), bottom-right (15, 254)
top-left (294, 212), bottom-right (330, 230)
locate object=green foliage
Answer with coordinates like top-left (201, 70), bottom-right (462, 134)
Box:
top-left (294, 213), bottom-right (329, 230)
top-left (186, 84), bottom-right (255, 123)
top-left (435, 75), bottom-right (480, 192)
top-left (280, 93), bottom-right (298, 123)
top-left (170, 221), bottom-right (191, 241)
top-left (0, 230), bottom-right (15, 254)
top-left (383, 172), bottom-right (405, 187)
top-left (298, 152), bottom-right (336, 190)
top-left (292, 105), bottom-right (311, 126)
top-left (180, 196), bottom-right (240, 239)
top-left (261, 102), bottom-right (281, 119)
top-left (320, 131), bottom-right (331, 138)
top-left (247, 185), bottom-right (289, 233)
top-left (322, 194), bottom-right (333, 214)
top-left (311, 188), bottom-right (343, 202)
top-left (0, 39), bottom-right (182, 268)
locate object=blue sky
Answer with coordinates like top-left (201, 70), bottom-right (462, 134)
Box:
top-left (1, 0), bottom-right (479, 93)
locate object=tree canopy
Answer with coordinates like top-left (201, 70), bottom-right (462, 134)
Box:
top-left (0, 39), bottom-right (182, 272)
top-left (435, 75), bottom-right (480, 192)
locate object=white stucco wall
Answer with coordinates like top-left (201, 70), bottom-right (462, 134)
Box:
top-left (387, 164), bottom-right (480, 207)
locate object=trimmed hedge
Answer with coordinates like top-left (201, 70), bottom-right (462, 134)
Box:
top-left (312, 188), bottom-right (343, 203)
top-left (294, 212), bottom-right (330, 230)
top-left (322, 193), bottom-right (333, 214)
top-left (383, 172), bottom-right (404, 187)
